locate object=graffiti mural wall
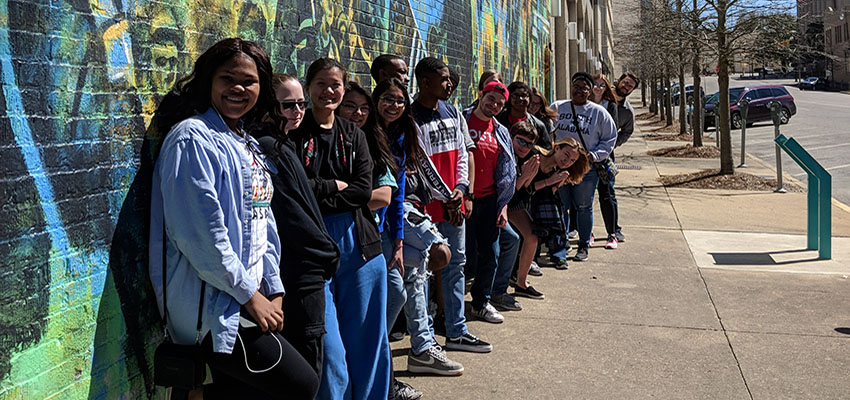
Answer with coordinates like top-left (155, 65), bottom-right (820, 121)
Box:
top-left (0, 0), bottom-right (550, 397)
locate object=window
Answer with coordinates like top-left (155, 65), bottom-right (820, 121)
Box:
top-left (771, 88), bottom-right (788, 97)
top-left (754, 88), bottom-right (774, 99)
top-left (845, 22), bottom-right (849, 41)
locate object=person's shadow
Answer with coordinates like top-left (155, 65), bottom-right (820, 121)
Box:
top-left (87, 120), bottom-right (167, 399)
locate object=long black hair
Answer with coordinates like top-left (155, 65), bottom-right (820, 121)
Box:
top-left (372, 77), bottom-right (420, 167)
top-left (155, 38), bottom-right (281, 134)
top-left (339, 81), bottom-right (398, 177)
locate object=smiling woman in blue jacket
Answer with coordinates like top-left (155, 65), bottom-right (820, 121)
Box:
top-left (148, 38), bottom-right (317, 399)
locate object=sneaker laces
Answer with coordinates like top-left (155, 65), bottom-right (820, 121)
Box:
top-left (428, 345), bottom-right (450, 362)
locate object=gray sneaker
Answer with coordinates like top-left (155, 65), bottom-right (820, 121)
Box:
top-left (490, 293), bottom-right (522, 311)
top-left (408, 345), bottom-right (464, 376)
top-left (471, 302), bottom-right (505, 323)
top-left (390, 379), bottom-right (423, 400)
top-left (528, 261), bottom-right (543, 276)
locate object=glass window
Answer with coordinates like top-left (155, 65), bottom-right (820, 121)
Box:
top-left (771, 88), bottom-right (787, 97)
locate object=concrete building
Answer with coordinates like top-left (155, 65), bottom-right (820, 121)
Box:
top-left (551, 0), bottom-right (619, 100)
top-left (798, 0), bottom-right (849, 89)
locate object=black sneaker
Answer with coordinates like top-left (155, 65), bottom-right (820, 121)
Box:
top-left (574, 246), bottom-right (588, 261)
top-left (445, 332), bottom-right (492, 353)
top-left (513, 284), bottom-right (545, 300)
top-left (615, 230), bottom-right (626, 242)
top-left (389, 379), bottom-right (423, 400)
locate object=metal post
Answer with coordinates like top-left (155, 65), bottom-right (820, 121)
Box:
top-left (770, 101), bottom-right (786, 193)
top-left (712, 100), bottom-right (720, 147)
top-left (738, 99), bottom-right (749, 168)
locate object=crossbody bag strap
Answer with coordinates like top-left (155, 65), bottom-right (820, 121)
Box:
top-left (570, 102), bottom-right (590, 152)
top-left (162, 220), bottom-right (206, 345)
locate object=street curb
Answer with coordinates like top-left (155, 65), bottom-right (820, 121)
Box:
top-left (630, 104), bottom-right (850, 213)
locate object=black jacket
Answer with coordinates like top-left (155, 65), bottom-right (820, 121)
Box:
top-left (255, 130), bottom-right (340, 337)
top-left (496, 110), bottom-right (553, 150)
top-left (289, 110), bottom-right (382, 259)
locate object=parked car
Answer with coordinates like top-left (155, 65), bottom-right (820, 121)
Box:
top-left (672, 84), bottom-right (706, 106)
top-left (798, 76), bottom-right (825, 90)
top-left (696, 85), bottom-right (796, 130)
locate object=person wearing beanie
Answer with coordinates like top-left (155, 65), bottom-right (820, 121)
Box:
top-left (548, 72), bottom-right (617, 263)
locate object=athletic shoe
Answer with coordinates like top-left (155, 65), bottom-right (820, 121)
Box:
top-left (513, 284), bottom-right (545, 300)
top-left (552, 257), bottom-right (568, 270)
top-left (389, 379), bottom-right (423, 400)
top-left (490, 293), bottom-right (522, 311)
top-left (588, 233), bottom-right (595, 247)
top-left (445, 332), bottom-right (492, 353)
top-left (471, 303), bottom-right (505, 324)
top-left (568, 229), bottom-right (578, 239)
top-left (528, 261), bottom-right (543, 276)
top-left (574, 246), bottom-right (588, 261)
top-left (605, 235), bottom-right (618, 249)
top-left (407, 345), bottom-right (464, 376)
top-left (615, 230), bottom-right (626, 242)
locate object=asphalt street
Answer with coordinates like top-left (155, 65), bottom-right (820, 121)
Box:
top-left (658, 76), bottom-right (850, 206)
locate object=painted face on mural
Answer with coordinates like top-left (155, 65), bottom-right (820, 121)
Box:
top-left (210, 54), bottom-right (260, 130)
top-left (338, 91), bottom-right (370, 128)
top-left (377, 86), bottom-right (406, 124)
top-left (308, 67), bottom-right (345, 112)
top-left (275, 79), bottom-right (306, 132)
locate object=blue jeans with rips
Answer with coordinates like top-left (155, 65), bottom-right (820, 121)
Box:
top-left (434, 220), bottom-right (467, 339)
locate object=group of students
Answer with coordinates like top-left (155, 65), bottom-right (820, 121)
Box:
top-left (148, 37), bottom-right (640, 400)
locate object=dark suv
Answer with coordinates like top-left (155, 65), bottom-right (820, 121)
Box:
top-left (702, 85), bottom-right (796, 130)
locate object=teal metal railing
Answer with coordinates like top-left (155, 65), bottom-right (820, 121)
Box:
top-left (774, 134), bottom-right (832, 259)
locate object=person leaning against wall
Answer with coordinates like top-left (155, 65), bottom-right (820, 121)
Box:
top-left (148, 38), bottom-right (318, 399)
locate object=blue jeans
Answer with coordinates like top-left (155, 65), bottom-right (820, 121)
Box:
top-left (384, 230), bottom-right (405, 330)
top-left (465, 195), bottom-right (500, 309)
top-left (434, 220), bottom-right (467, 338)
top-left (558, 167), bottom-right (599, 248)
top-left (318, 213), bottom-right (390, 400)
top-left (493, 224), bottom-right (520, 295)
top-left (389, 203), bottom-right (446, 354)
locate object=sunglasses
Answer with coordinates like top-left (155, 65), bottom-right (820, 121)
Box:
top-left (340, 102), bottom-right (371, 114)
top-left (280, 100), bottom-right (307, 110)
top-left (594, 83), bottom-right (608, 89)
top-left (515, 136), bottom-right (534, 148)
top-left (379, 96), bottom-right (406, 106)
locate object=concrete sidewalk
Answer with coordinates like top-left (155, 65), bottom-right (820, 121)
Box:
top-left (391, 103), bottom-right (850, 399)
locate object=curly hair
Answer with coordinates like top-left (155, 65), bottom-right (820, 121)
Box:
top-left (537, 137), bottom-right (591, 185)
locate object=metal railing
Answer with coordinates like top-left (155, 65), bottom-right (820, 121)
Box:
top-left (774, 134), bottom-right (832, 260)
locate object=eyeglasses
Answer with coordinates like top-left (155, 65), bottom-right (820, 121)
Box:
top-left (339, 102), bottom-right (371, 114)
top-left (379, 96), bottom-right (406, 106)
top-left (280, 100), bottom-right (307, 110)
top-left (515, 136), bottom-right (534, 148)
top-left (572, 85), bottom-right (591, 93)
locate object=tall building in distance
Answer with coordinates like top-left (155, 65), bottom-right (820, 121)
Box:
top-left (798, 0), bottom-right (849, 89)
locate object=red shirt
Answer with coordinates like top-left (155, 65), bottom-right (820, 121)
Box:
top-left (467, 113), bottom-right (501, 197)
top-left (507, 113), bottom-right (527, 126)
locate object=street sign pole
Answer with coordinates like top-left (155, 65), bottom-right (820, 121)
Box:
top-left (770, 101), bottom-right (786, 193)
top-left (738, 99), bottom-right (749, 168)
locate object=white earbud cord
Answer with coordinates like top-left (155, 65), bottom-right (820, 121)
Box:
top-left (236, 331), bottom-right (283, 374)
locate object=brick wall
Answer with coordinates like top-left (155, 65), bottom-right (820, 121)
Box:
top-left (0, 0), bottom-right (551, 397)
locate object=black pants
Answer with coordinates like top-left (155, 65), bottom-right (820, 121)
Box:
top-left (596, 153), bottom-right (620, 236)
top-left (201, 325), bottom-right (319, 400)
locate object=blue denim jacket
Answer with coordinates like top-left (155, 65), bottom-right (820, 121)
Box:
top-left (149, 107), bottom-right (283, 354)
top-left (462, 108), bottom-right (517, 212)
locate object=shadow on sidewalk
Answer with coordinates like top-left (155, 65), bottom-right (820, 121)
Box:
top-left (710, 249), bottom-right (820, 265)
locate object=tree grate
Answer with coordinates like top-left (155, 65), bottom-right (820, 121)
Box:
top-left (615, 164), bottom-right (642, 170)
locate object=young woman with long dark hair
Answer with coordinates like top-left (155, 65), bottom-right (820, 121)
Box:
top-left (149, 38), bottom-right (318, 399)
top-left (289, 58), bottom-right (390, 400)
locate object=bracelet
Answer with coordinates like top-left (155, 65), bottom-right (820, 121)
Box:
top-left (395, 242), bottom-right (404, 249)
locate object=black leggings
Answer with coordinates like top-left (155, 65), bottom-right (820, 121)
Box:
top-left (201, 326), bottom-right (319, 400)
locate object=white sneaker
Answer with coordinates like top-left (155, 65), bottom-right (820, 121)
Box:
top-left (471, 302), bottom-right (505, 324)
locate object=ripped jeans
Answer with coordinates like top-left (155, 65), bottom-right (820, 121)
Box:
top-left (385, 202), bottom-right (448, 354)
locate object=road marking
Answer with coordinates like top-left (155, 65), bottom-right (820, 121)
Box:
top-left (797, 100), bottom-right (850, 109)
top-left (827, 163), bottom-right (850, 171)
top-left (805, 143), bottom-right (850, 151)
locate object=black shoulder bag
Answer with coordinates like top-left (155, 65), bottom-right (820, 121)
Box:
top-left (154, 222), bottom-right (207, 390)
top-left (570, 102), bottom-right (615, 185)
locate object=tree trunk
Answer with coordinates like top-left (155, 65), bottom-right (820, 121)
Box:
top-left (717, 1), bottom-right (734, 174)
top-left (641, 79), bottom-right (647, 107)
top-left (665, 75), bottom-right (673, 126)
top-left (691, 0), bottom-right (703, 146)
top-left (650, 76), bottom-right (658, 114)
